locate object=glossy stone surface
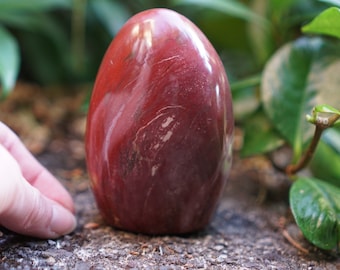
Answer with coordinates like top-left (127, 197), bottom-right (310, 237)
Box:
top-left (85, 8), bottom-right (233, 234)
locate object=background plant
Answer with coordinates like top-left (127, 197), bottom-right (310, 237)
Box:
top-left (247, 3), bottom-right (340, 251)
top-left (0, 0), bottom-right (339, 252)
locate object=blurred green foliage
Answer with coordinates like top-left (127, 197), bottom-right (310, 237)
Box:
top-left (0, 0), bottom-right (330, 95)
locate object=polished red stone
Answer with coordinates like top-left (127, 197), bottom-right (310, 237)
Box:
top-left (85, 8), bottom-right (234, 235)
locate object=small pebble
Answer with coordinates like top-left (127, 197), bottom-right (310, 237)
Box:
top-left (48, 240), bottom-right (56, 245)
top-left (46, 256), bottom-right (56, 266)
top-left (84, 222), bottom-right (100, 230)
top-left (216, 254), bottom-right (227, 263)
top-left (212, 245), bottom-right (224, 251)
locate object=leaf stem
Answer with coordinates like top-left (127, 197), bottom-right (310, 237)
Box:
top-left (286, 126), bottom-right (323, 175)
top-left (71, 0), bottom-right (87, 75)
top-left (286, 112), bottom-right (340, 176)
top-left (230, 74), bottom-right (262, 93)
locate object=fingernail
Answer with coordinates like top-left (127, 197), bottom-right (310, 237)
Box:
top-left (49, 204), bottom-right (77, 238)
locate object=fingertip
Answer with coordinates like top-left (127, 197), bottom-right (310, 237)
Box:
top-left (0, 177), bottom-right (77, 239)
top-left (48, 204), bottom-right (77, 239)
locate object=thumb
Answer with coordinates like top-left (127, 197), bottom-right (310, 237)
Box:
top-left (0, 145), bottom-right (76, 239)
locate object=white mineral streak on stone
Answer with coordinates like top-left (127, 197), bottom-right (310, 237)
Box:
top-left (151, 164), bottom-right (160, 176)
top-left (161, 131), bottom-right (173, 142)
top-left (162, 116), bottom-right (175, 128)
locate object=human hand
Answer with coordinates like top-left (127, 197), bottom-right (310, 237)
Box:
top-left (0, 122), bottom-right (76, 239)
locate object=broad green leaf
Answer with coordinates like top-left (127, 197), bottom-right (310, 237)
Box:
top-left (171, 0), bottom-right (268, 26)
top-left (89, 0), bottom-right (131, 37)
top-left (0, 26), bottom-right (19, 95)
top-left (290, 177), bottom-right (340, 250)
top-left (302, 7), bottom-right (340, 39)
top-left (261, 37), bottom-right (340, 159)
top-left (241, 110), bottom-right (284, 157)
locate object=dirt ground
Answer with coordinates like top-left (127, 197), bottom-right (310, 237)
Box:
top-left (0, 84), bottom-right (339, 269)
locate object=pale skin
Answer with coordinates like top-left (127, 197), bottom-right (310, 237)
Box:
top-left (0, 121), bottom-right (76, 239)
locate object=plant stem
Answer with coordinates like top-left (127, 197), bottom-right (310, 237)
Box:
top-left (286, 126), bottom-right (323, 175)
top-left (286, 113), bottom-right (340, 176)
top-left (72, 0), bottom-right (87, 75)
top-left (230, 74), bottom-right (262, 93)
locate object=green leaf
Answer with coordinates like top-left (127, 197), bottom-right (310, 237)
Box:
top-left (171, 0), bottom-right (269, 26)
top-left (310, 140), bottom-right (340, 187)
top-left (3, 10), bottom-right (72, 85)
top-left (319, 0), bottom-right (340, 8)
top-left (314, 104), bottom-right (340, 114)
top-left (0, 26), bottom-right (19, 95)
top-left (322, 127), bottom-right (340, 153)
top-left (241, 110), bottom-right (284, 157)
top-left (310, 128), bottom-right (340, 187)
top-left (0, 0), bottom-right (71, 12)
top-left (302, 7), bottom-right (340, 39)
top-left (290, 177), bottom-right (340, 250)
top-left (0, 13), bottom-right (39, 29)
top-left (261, 37), bottom-right (340, 159)
top-left (0, 0), bottom-right (72, 31)
top-left (247, 1), bottom-right (274, 65)
top-left (306, 104), bottom-right (340, 124)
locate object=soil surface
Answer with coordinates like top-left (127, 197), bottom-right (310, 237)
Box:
top-left (0, 84), bottom-right (339, 269)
